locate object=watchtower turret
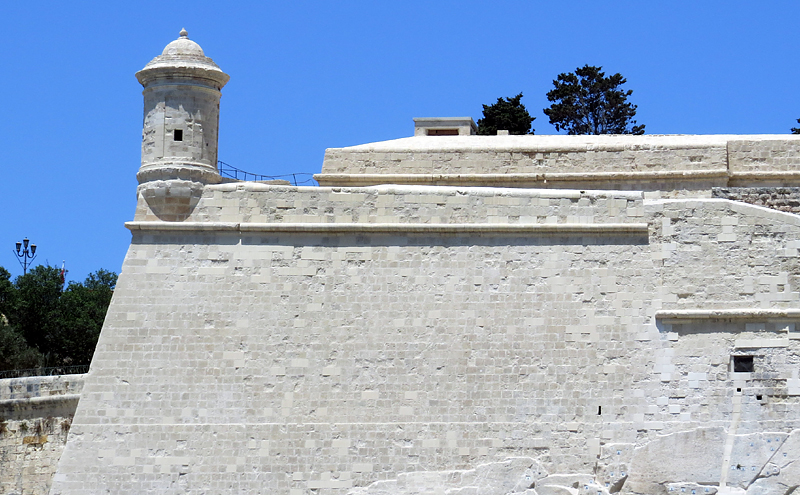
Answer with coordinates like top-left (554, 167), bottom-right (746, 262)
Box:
top-left (135, 29), bottom-right (229, 220)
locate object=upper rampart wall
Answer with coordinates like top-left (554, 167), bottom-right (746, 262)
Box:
top-left (317, 135), bottom-right (800, 192)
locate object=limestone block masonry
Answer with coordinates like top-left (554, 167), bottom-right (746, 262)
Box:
top-left (1, 374), bottom-right (84, 495)
top-left (316, 134), bottom-right (800, 193)
top-left (713, 187), bottom-right (800, 214)
top-left (47, 31), bottom-right (800, 495)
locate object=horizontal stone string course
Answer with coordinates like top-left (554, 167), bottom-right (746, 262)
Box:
top-left (205, 181), bottom-right (643, 198)
top-left (731, 171), bottom-right (800, 180)
top-left (314, 170), bottom-right (731, 187)
top-left (124, 221), bottom-right (650, 235)
top-left (655, 308), bottom-right (800, 321)
top-left (316, 171), bottom-right (800, 188)
top-left (68, 421), bottom-right (582, 426)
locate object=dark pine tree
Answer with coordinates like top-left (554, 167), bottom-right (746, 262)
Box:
top-left (477, 93), bottom-right (535, 135)
top-left (544, 65), bottom-right (645, 135)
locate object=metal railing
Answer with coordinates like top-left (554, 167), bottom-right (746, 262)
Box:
top-left (0, 365), bottom-right (90, 380)
top-left (218, 161), bottom-right (318, 186)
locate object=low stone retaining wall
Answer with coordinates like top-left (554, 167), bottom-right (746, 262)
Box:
top-left (0, 374), bottom-right (85, 495)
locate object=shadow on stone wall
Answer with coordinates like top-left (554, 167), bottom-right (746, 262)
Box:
top-left (713, 188), bottom-right (800, 215)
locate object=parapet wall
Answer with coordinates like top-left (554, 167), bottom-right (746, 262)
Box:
top-left (1, 374), bottom-right (84, 495)
top-left (317, 135), bottom-right (800, 192)
top-left (131, 182), bottom-right (645, 225)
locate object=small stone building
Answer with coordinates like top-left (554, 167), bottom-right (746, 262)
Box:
top-left (49, 31), bottom-right (800, 495)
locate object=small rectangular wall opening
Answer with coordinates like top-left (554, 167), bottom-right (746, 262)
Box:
top-left (427, 129), bottom-right (459, 136)
top-left (733, 355), bottom-right (754, 373)
top-left (174, 129), bottom-right (183, 141)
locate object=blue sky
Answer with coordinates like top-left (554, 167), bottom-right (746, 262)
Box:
top-left (2, 1), bottom-right (799, 281)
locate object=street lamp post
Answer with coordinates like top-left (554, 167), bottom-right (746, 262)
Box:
top-left (14, 238), bottom-right (37, 275)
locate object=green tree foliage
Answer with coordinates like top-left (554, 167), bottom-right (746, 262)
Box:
top-left (0, 267), bottom-right (40, 370)
top-left (0, 267), bottom-right (15, 320)
top-left (0, 324), bottom-right (42, 370)
top-left (477, 93), bottom-right (535, 135)
top-left (49, 270), bottom-right (116, 365)
top-left (11, 266), bottom-right (64, 352)
top-left (791, 119), bottom-right (800, 134)
top-left (544, 65), bottom-right (645, 135)
top-left (0, 265), bottom-right (117, 371)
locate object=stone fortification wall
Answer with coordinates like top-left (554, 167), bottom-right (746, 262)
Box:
top-left (714, 187), bottom-right (800, 214)
top-left (51, 182), bottom-right (800, 494)
top-left (48, 29), bottom-right (800, 491)
top-left (728, 139), bottom-right (800, 177)
top-left (317, 135), bottom-right (800, 193)
top-left (132, 182), bottom-right (645, 225)
top-left (1, 374), bottom-right (84, 495)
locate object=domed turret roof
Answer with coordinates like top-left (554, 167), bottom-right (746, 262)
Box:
top-left (161, 28), bottom-right (205, 57)
top-left (136, 29), bottom-right (229, 89)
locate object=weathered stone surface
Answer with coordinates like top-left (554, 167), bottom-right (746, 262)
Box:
top-left (666, 483), bottom-right (718, 495)
top-left (713, 188), bottom-right (800, 215)
top-left (348, 457), bottom-right (545, 495)
top-left (627, 428), bottom-right (726, 492)
top-left (0, 375), bottom-right (82, 495)
top-left (743, 430), bottom-right (800, 494)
